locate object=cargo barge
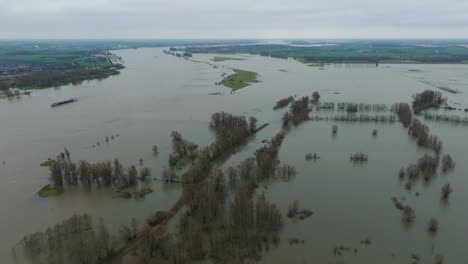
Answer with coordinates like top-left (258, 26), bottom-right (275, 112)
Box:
top-left (51, 98), bottom-right (78, 107)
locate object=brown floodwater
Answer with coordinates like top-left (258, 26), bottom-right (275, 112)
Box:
top-left (1, 47), bottom-right (467, 263)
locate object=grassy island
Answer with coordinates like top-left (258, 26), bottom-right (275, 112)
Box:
top-left (40, 159), bottom-right (55, 167)
top-left (37, 184), bottom-right (62, 197)
top-left (220, 69), bottom-right (259, 90)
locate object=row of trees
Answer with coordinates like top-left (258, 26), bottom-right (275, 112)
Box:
top-left (179, 112), bottom-right (258, 185)
top-left (48, 149), bottom-right (150, 190)
top-left (318, 114), bottom-right (397, 123)
top-left (399, 154), bottom-right (439, 185)
top-left (423, 113), bottom-right (468, 125)
top-left (408, 118), bottom-right (443, 153)
top-left (255, 132), bottom-right (285, 179)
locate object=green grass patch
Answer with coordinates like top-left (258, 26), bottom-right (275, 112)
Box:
top-left (38, 184), bottom-right (62, 197)
top-left (212, 56), bottom-right (245, 62)
top-left (40, 159), bottom-right (55, 167)
top-left (221, 69), bottom-right (259, 90)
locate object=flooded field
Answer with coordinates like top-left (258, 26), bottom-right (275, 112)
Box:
top-left (1, 47), bottom-right (468, 263)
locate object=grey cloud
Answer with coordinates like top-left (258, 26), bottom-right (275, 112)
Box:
top-left (1, 0), bottom-right (468, 38)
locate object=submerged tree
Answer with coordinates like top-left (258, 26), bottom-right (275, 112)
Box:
top-left (152, 145), bottom-right (159, 156)
top-left (441, 154), bottom-right (455, 173)
top-left (441, 184), bottom-right (452, 200)
top-left (249, 116), bottom-right (258, 133)
top-left (394, 103), bottom-right (412, 127)
top-left (428, 218), bottom-right (439, 233)
top-left (402, 206), bottom-right (415, 223)
top-left (140, 167), bottom-right (151, 181)
top-left (312, 91), bottom-right (320, 103)
top-left (332, 124), bottom-right (338, 135)
top-left (273, 96), bottom-right (294, 110)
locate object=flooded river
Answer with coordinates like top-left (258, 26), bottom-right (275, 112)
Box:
top-left (1, 47), bottom-right (467, 263)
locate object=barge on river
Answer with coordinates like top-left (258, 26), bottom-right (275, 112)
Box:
top-left (51, 98), bottom-right (78, 107)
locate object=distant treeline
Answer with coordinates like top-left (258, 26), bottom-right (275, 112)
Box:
top-left (181, 43), bottom-right (468, 63)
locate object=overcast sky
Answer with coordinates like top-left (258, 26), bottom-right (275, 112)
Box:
top-left (2, 0), bottom-right (468, 39)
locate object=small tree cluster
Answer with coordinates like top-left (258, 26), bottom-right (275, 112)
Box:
top-left (287, 200), bottom-right (313, 220)
top-left (399, 154), bottom-right (439, 187)
top-left (283, 96), bottom-right (310, 127)
top-left (312, 91), bottom-right (320, 103)
top-left (412, 90), bottom-right (446, 114)
top-left (305, 152), bottom-right (319, 161)
top-left (273, 96), bottom-right (294, 110)
top-left (350, 152), bottom-right (368, 162)
top-left (402, 206), bottom-right (415, 223)
top-left (441, 154), bottom-right (455, 173)
top-left (48, 150), bottom-right (144, 190)
top-left (417, 154), bottom-right (439, 177)
top-left (210, 112), bottom-right (251, 139)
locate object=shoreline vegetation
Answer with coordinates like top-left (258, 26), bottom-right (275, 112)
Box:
top-left (218, 69), bottom-right (259, 90)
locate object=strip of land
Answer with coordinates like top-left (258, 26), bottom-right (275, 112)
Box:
top-left (211, 56), bottom-right (245, 62)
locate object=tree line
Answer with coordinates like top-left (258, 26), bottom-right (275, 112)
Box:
top-left (48, 148), bottom-right (151, 191)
